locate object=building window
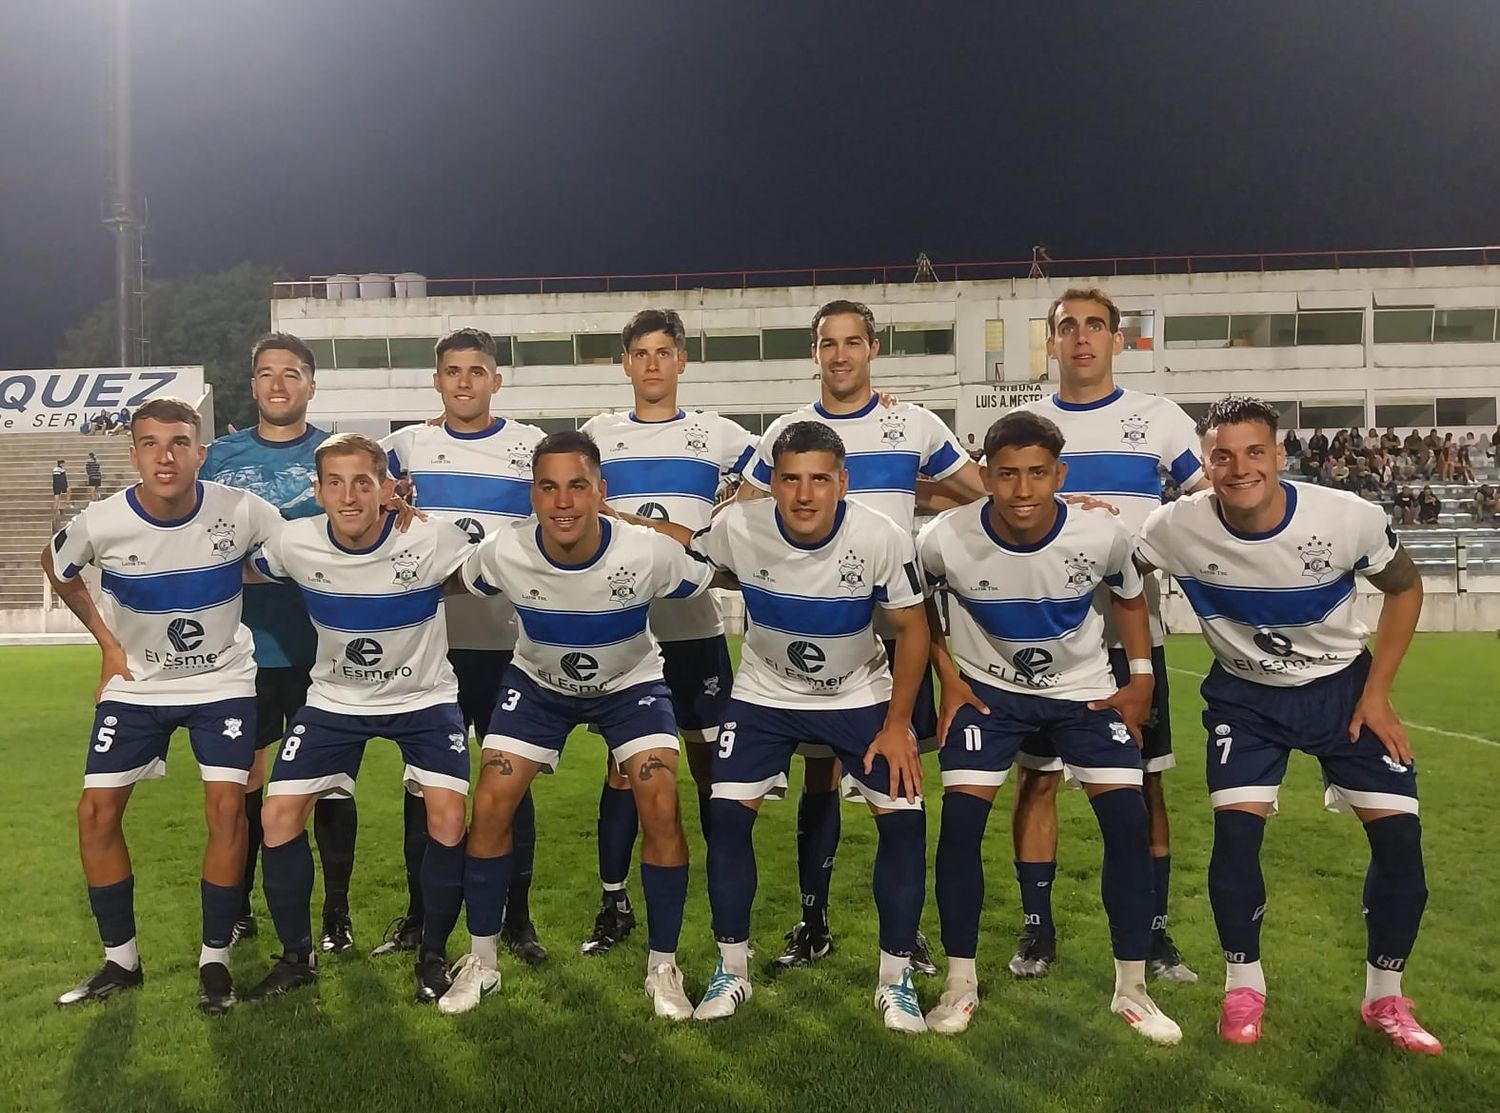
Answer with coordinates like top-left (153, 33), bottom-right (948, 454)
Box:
top-left (984, 320), bottom-right (1005, 381)
top-left (1120, 309), bottom-right (1155, 351)
top-left (304, 339), bottom-right (335, 370)
top-left (887, 325), bottom-right (954, 356)
top-left (1164, 315), bottom-right (1229, 348)
top-left (1373, 309), bottom-right (1434, 343)
top-left (1165, 310), bottom-right (1361, 349)
top-left (1294, 311), bottom-right (1363, 346)
top-left (1228, 313), bottom-right (1296, 348)
top-left (1028, 319), bottom-right (1050, 381)
top-left (1435, 396), bottom-right (1498, 426)
top-left (333, 338), bottom-right (390, 368)
top-left (1374, 401), bottom-right (1436, 428)
top-left (575, 333), bottom-right (620, 365)
top-left (388, 337), bottom-right (438, 367)
top-left (513, 335), bottom-right (576, 367)
top-left (761, 328), bottom-right (811, 361)
top-left (703, 332), bottom-right (761, 362)
top-left (1432, 309), bottom-right (1497, 343)
top-left (1299, 401), bottom-right (1365, 428)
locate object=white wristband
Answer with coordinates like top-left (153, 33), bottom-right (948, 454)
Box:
top-left (1127, 658), bottom-right (1154, 676)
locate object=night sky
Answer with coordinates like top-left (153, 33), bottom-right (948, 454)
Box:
top-left (2, 0), bottom-right (1498, 368)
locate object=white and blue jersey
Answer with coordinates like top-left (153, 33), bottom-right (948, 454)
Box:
top-left (383, 418), bottom-right (544, 652)
top-left (50, 481), bottom-right (283, 705)
top-left (581, 408), bottom-right (755, 642)
top-left (462, 518), bottom-right (716, 697)
top-left (917, 499), bottom-right (1141, 702)
top-left (253, 514), bottom-right (475, 715)
top-left (1136, 482), bottom-right (1400, 686)
top-left (202, 425), bottom-right (328, 668)
top-left (746, 395), bottom-right (967, 533)
top-left (1019, 387), bottom-right (1204, 644)
top-left (691, 499), bottom-right (924, 711)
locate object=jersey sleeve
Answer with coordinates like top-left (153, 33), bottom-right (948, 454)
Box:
top-left (689, 504), bottom-right (740, 574)
top-left (914, 518), bottom-right (947, 594)
top-left (1351, 498), bottom-right (1400, 578)
top-left (250, 530), bottom-right (291, 583)
top-left (1133, 501), bottom-right (1183, 575)
top-left (872, 517), bottom-right (923, 610)
top-left (719, 415), bottom-right (758, 477)
top-left (647, 529), bottom-right (715, 601)
top-left (1101, 517), bottom-right (1144, 599)
top-left (460, 534), bottom-right (506, 598)
top-left (744, 416), bottom-right (789, 492)
top-left (431, 520), bottom-right (478, 581)
top-left (1158, 401), bottom-right (1206, 489)
top-left (243, 490), bottom-right (286, 546)
top-left (380, 426), bottom-right (413, 481)
top-left (915, 408), bottom-right (967, 481)
top-left (49, 508), bottom-right (96, 581)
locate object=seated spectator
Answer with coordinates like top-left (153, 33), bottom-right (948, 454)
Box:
top-left (1456, 444), bottom-right (1476, 483)
top-left (1331, 456), bottom-right (1351, 489)
top-left (1391, 451), bottom-right (1416, 484)
top-left (1412, 446), bottom-right (1435, 479)
top-left (1331, 430), bottom-right (1350, 458)
top-left (1476, 483), bottom-right (1500, 522)
top-left (1308, 427), bottom-right (1329, 461)
top-left (1318, 454), bottom-right (1337, 486)
top-left (1423, 428), bottom-right (1441, 453)
top-left (1417, 485), bottom-right (1442, 525)
top-left (1282, 429), bottom-right (1303, 459)
top-left (1348, 427), bottom-right (1364, 452)
top-left (1491, 425), bottom-right (1500, 463)
top-left (1436, 441), bottom-right (1455, 481)
top-left (1300, 452), bottom-right (1322, 480)
top-left (963, 433), bottom-right (984, 462)
top-left (1479, 429), bottom-right (1493, 462)
top-left (1404, 429), bottom-right (1424, 454)
top-left (1380, 426), bottom-right (1401, 453)
top-left (1393, 486), bottom-right (1416, 526)
top-left (1349, 462), bottom-right (1380, 500)
top-left (1366, 427), bottom-right (1379, 450)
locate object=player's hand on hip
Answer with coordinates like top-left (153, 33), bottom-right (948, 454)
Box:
top-left (866, 725), bottom-right (922, 804)
top-left (1060, 493), bottom-right (1120, 516)
top-left (96, 647), bottom-right (132, 704)
top-left (1089, 677), bottom-right (1153, 749)
top-left (1349, 690), bottom-right (1413, 765)
top-left (937, 677), bottom-right (989, 750)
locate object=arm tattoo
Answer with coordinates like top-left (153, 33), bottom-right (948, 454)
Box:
top-left (635, 755), bottom-right (667, 782)
top-left (483, 753), bottom-right (514, 776)
top-left (1367, 547), bottom-right (1420, 594)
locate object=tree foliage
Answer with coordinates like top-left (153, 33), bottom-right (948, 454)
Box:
top-left (56, 262), bottom-right (284, 435)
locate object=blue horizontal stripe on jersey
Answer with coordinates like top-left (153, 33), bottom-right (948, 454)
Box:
top-left (730, 445), bottom-right (756, 473)
top-left (301, 584), bottom-right (444, 632)
top-left (599, 457), bottom-right (720, 502)
top-left (845, 451), bottom-right (921, 495)
top-left (101, 562), bottom-right (243, 614)
top-left (923, 442), bottom-right (963, 478)
top-left (1167, 448), bottom-right (1201, 485)
top-left (741, 584), bottom-right (874, 637)
top-left (1058, 452), bottom-right (1162, 499)
top-left (664, 578), bottom-right (702, 599)
top-left (514, 603), bottom-right (650, 647)
top-left (413, 472), bottom-right (532, 517)
top-left (1176, 574), bottom-right (1356, 628)
top-left (955, 593), bottom-right (1094, 642)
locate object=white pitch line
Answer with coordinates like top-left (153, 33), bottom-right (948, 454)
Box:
top-left (1164, 665), bottom-right (1500, 750)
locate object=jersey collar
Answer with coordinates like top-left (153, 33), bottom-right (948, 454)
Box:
top-left (1051, 386), bottom-right (1123, 412)
top-left (126, 481), bottom-right (204, 528)
top-left (773, 500), bottom-right (847, 551)
top-left (250, 425), bottom-right (321, 449)
top-left (980, 497), bottom-right (1068, 553)
top-left (443, 418), bottom-right (507, 440)
top-left (628, 409), bottom-right (686, 424)
top-left (327, 511), bottom-right (397, 554)
top-left (1215, 480), bottom-right (1298, 541)
top-left (536, 516), bottom-right (612, 570)
top-left (813, 394), bottom-right (880, 420)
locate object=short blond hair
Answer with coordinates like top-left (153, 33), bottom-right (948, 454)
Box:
top-left (131, 397), bottom-right (202, 440)
top-left (1046, 287), bottom-right (1121, 336)
top-left (315, 433), bottom-right (389, 481)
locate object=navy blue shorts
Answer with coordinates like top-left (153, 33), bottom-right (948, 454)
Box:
top-left (660, 635), bottom-right (734, 742)
top-left (482, 667), bottom-right (679, 772)
top-left (449, 649), bottom-right (515, 738)
top-left (795, 638), bottom-right (936, 761)
top-left (254, 667), bottom-right (312, 749)
top-left (85, 697), bottom-right (258, 789)
top-left (940, 675), bottom-right (1141, 791)
top-left (266, 703), bottom-right (471, 800)
top-left (1017, 644), bottom-right (1174, 774)
top-left (1201, 652), bottom-right (1419, 816)
top-left (713, 697), bottom-right (922, 810)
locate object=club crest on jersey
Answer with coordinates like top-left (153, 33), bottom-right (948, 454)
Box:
top-left (223, 718), bottom-right (243, 740)
top-left (391, 549), bottom-right (422, 589)
top-left (1120, 414), bottom-right (1150, 449)
top-left (684, 423), bottom-right (710, 455)
top-left (607, 567), bottom-right (638, 605)
top-left (837, 551), bottom-right (866, 593)
top-left (507, 445), bottom-right (531, 475)
top-left (1298, 536), bottom-right (1334, 582)
top-left (879, 414), bottom-right (907, 446)
top-left (1063, 552), bottom-right (1096, 593)
top-left (207, 518), bottom-right (237, 559)
top-left (448, 732), bottom-right (467, 753)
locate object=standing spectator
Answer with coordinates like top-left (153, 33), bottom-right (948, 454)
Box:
top-left (84, 451), bottom-right (103, 501)
top-left (1282, 428), bottom-right (1303, 460)
top-left (1491, 425), bottom-right (1500, 464)
top-left (1417, 485), bottom-right (1442, 525)
top-left (51, 459), bottom-right (69, 514)
top-left (1307, 427), bottom-right (1329, 461)
top-left (1478, 429), bottom-right (1492, 462)
top-left (1381, 426), bottom-right (1401, 453)
top-left (1393, 486), bottom-right (1416, 526)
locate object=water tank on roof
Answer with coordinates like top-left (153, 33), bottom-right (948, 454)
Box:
top-left (359, 272), bottom-right (393, 299)
top-left (393, 272), bottom-right (428, 299)
top-left (326, 274), bottom-right (358, 300)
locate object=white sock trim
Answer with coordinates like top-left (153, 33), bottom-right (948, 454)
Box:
top-left (199, 944), bottom-right (229, 968)
top-left (716, 940), bottom-right (750, 978)
top-left (878, 949), bottom-right (911, 986)
top-left (647, 949), bottom-right (676, 971)
top-left (1225, 959), bottom-right (1267, 995)
top-left (471, 933), bottom-right (500, 969)
top-left (1113, 958), bottom-right (1148, 996)
top-left (1364, 961), bottom-right (1403, 1002)
top-left (946, 956), bottom-right (978, 987)
top-left (104, 938), bottom-right (139, 971)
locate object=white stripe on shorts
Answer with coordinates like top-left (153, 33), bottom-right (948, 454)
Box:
top-left (482, 735), bottom-right (560, 772)
top-left (267, 773), bottom-right (357, 798)
top-left (83, 758), bottom-right (167, 790)
top-left (1323, 786), bottom-right (1419, 816)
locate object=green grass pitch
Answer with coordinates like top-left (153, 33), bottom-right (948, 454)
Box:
top-left (1, 634), bottom-right (1497, 1113)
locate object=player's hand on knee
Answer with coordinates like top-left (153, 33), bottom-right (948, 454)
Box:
top-left (1089, 677), bottom-right (1153, 750)
top-left (1349, 690), bottom-right (1413, 765)
top-left (937, 679), bottom-right (989, 749)
top-left (865, 725), bottom-right (922, 804)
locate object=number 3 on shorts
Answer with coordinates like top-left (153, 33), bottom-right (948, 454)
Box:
top-left (501, 688), bottom-right (521, 712)
top-left (717, 721), bottom-right (737, 759)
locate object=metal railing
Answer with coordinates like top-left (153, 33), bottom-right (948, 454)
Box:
top-left (272, 244), bottom-right (1500, 301)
